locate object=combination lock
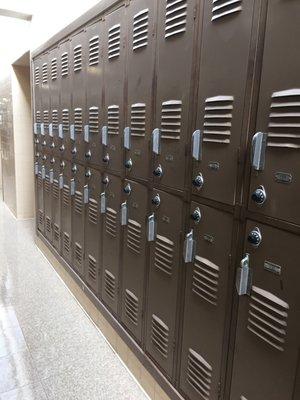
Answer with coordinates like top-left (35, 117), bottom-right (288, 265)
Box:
top-left (251, 186), bottom-right (266, 205)
top-left (71, 147), bottom-right (77, 155)
top-left (85, 150), bottom-right (92, 159)
top-left (191, 208), bottom-right (201, 223)
top-left (123, 184), bottom-right (131, 195)
top-left (103, 153), bottom-right (109, 163)
top-left (60, 161), bottom-right (65, 168)
top-left (42, 155), bottom-right (47, 161)
top-left (102, 176), bottom-right (109, 185)
top-left (192, 173), bottom-right (204, 189)
top-left (59, 144), bottom-right (65, 152)
top-left (71, 165), bottom-right (77, 174)
top-left (42, 140), bottom-right (46, 147)
top-left (50, 157), bottom-right (55, 165)
top-left (152, 194), bottom-right (161, 207)
top-left (247, 227), bottom-right (262, 248)
top-left (125, 159), bottom-right (133, 169)
top-left (85, 169), bottom-right (91, 178)
top-left (153, 165), bottom-right (163, 177)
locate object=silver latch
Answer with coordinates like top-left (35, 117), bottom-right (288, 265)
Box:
top-left (84, 125), bottom-right (90, 143)
top-left (192, 130), bottom-right (203, 161)
top-left (41, 166), bottom-right (46, 179)
top-left (236, 253), bottom-right (252, 296)
top-left (83, 185), bottom-right (89, 204)
top-left (121, 202), bottom-right (128, 226)
top-left (100, 192), bottom-right (106, 214)
top-left (34, 162), bottom-right (39, 175)
top-left (49, 123), bottom-right (53, 137)
top-left (40, 123), bottom-right (45, 136)
top-left (183, 229), bottom-right (196, 263)
top-left (102, 126), bottom-right (108, 146)
top-left (59, 174), bottom-right (64, 189)
top-left (124, 127), bottom-right (131, 150)
top-left (70, 178), bottom-right (75, 196)
top-left (252, 132), bottom-right (267, 171)
top-left (49, 170), bottom-right (54, 183)
top-left (58, 123), bottom-right (63, 138)
top-left (152, 128), bottom-right (161, 155)
top-left (34, 123), bottom-right (38, 135)
top-left (70, 124), bottom-right (75, 141)
top-left (147, 213), bottom-right (156, 242)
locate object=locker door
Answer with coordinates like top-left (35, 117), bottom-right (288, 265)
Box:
top-left (180, 203), bottom-right (233, 400)
top-left (85, 21), bottom-right (103, 167)
top-left (145, 189), bottom-right (184, 378)
top-left (191, 0), bottom-right (259, 205)
top-left (230, 222), bottom-right (300, 400)
top-left (121, 179), bottom-right (148, 342)
top-left (32, 57), bottom-right (42, 150)
top-left (44, 158), bottom-right (53, 242)
top-left (51, 157), bottom-right (61, 252)
top-left (41, 53), bottom-right (51, 152)
top-left (61, 160), bottom-right (72, 264)
top-left (84, 168), bottom-right (102, 294)
top-left (124, 0), bottom-right (156, 181)
top-left (49, 46), bottom-right (60, 157)
top-left (35, 154), bottom-right (44, 233)
top-left (101, 173), bottom-right (122, 314)
top-left (102, 6), bottom-right (126, 173)
top-left (248, 1), bottom-right (300, 224)
top-left (152, 0), bottom-right (198, 191)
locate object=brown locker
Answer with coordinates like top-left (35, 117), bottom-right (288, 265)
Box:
top-left (40, 52), bottom-right (51, 151)
top-left (49, 46), bottom-right (60, 157)
top-left (33, 57), bottom-right (43, 145)
top-left (120, 179), bottom-right (148, 342)
top-left (102, 6), bottom-right (126, 173)
top-left (61, 159), bottom-right (72, 264)
top-left (248, 0), bottom-right (300, 225)
top-left (145, 189), bottom-right (184, 378)
top-left (180, 203), bottom-right (233, 400)
top-left (101, 173), bottom-right (122, 314)
top-left (230, 221), bottom-right (300, 400)
top-left (35, 153), bottom-right (45, 233)
top-left (84, 168), bottom-right (102, 294)
top-left (51, 157), bottom-right (62, 252)
top-left (124, 0), bottom-right (156, 181)
top-left (191, 0), bottom-right (259, 205)
top-left (152, 0), bottom-right (198, 191)
top-left (43, 157), bottom-right (53, 242)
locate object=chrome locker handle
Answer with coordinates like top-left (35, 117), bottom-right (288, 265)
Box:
top-left (83, 185), bottom-right (89, 204)
top-left (121, 202), bottom-right (128, 226)
top-left (34, 123), bottom-right (38, 135)
top-left (58, 124), bottom-right (63, 139)
top-left (41, 166), bottom-right (45, 180)
top-left (84, 125), bottom-right (90, 143)
top-left (100, 192), bottom-right (106, 214)
top-left (192, 130), bottom-right (203, 161)
top-left (183, 229), bottom-right (196, 263)
top-left (252, 132), bottom-right (267, 171)
top-left (49, 170), bottom-right (54, 184)
top-left (49, 123), bottom-right (53, 137)
top-left (34, 162), bottom-right (39, 175)
top-left (236, 253), bottom-right (252, 296)
top-left (40, 123), bottom-right (45, 136)
top-left (102, 126), bottom-right (108, 146)
top-left (70, 124), bottom-right (75, 141)
top-left (70, 178), bottom-right (75, 196)
top-left (152, 128), bottom-right (161, 155)
top-left (124, 127), bottom-right (131, 150)
top-left (59, 174), bottom-right (64, 189)
top-left (147, 213), bottom-right (156, 242)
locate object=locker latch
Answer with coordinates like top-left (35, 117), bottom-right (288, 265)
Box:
top-left (40, 123), bottom-right (45, 136)
top-left (183, 229), bottom-right (196, 263)
top-left (84, 125), bottom-right (90, 143)
top-left (34, 162), bottom-right (39, 175)
top-left (49, 170), bottom-right (54, 184)
top-left (49, 123), bottom-right (53, 137)
top-left (70, 124), bottom-right (75, 141)
top-left (236, 253), bottom-right (252, 296)
top-left (83, 185), bottom-right (89, 204)
top-left (147, 213), bottom-right (156, 242)
top-left (251, 132), bottom-right (267, 171)
top-left (70, 178), bottom-right (76, 196)
top-left (58, 123), bottom-right (64, 139)
top-left (192, 130), bottom-right (203, 161)
top-left (124, 127), bottom-right (131, 150)
top-left (100, 192), bottom-right (106, 214)
top-left (41, 166), bottom-right (46, 180)
top-left (121, 202), bottom-right (128, 226)
top-left (102, 126), bottom-right (108, 146)
top-left (34, 122), bottom-right (38, 135)
top-left (59, 174), bottom-right (64, 189)
top-left (152, 128), bottom-right (161, 155)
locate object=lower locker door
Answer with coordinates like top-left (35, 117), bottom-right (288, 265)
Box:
top-left (72, 164), bottom-right (85, 276)
top-left (44, 165), bottom-right (53, 242)
top-left (61, 161), bottom-right (72, 264)
top-left (36, 164), bottom-right (45, 233)
top-left (51, 172), bottom-right (61, 252)
top-left (230, 221), bottom-right (300, 400)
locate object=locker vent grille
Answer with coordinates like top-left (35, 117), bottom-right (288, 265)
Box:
top-left (133, 9), bottom-right (149, 51)
top-left (89, 35), bottom-right (100, 66)
top-left (88, 199), bottom-right (98, 224)
top-left (75, 242), bottom-right (83, 265)
top-left (88, 255), bottom-right (97, 281)
top-left (36, 110), bottom-right (41, 124)
top-left (267, 89), bottom-right (300, 149)
top-left (46, 216), bottom-right (51, 234)
top-left (127, 219), bottom-right (142, 254)
top-left (187, 348), bottom-right (212, 399)
top-left (38, 209), bottom-right (44, 226)
top-left (44, 176), bottom-right (51, 193)
top-left (165, 0), bottom-right (187, 39)
top-left (108, 105), bottom-right (119, 135)
top-left (108, 24), bottom-right (121, 60)
top-left (104, 269), bottom-right (116, 300)
top-left (73, 45), bottom-right (82, 72)
top-left (105, 207), bottom-right (117, 237)
top-left (37, 174), bottom-right (43, 188)
top-left (131, 103), bottom-right (146, 137)
top-left (212, 0), bottom-right (242, 21)
top-left (62, 185), bottom-right (70, 207)
top-left (74, 108), bottom-right (83, 133)
top-left (54, 223), bottom-right (60, 242)
top-left (61, 52), bottom-right (69, 77)
top-left (52, 109), bottom-right (59, 131)
top-left (89, 107), bottom-right (99, 134)
top-left (34, 67), bottom-right (40, 85)
top-left (62, 109), bottom-right (69, 133)
top-left (51, 58), bottom-right (57, 80)
top-left (161, 100), bottom-right (182, 139)
top-left (63, 232), bottom-right (70, 254)
top-left (74, 191), bottom-right (83, 214)
top-left (247, 286), bottom-right (289, 352)
top-left (42, 62), bottom-right (48, 84)
top-left (204, 96), bottom-right (233, 144)
top-left (125, 289), bottom-right (138, 325)
top-left (52, 180), bottom-right (59, 199)
top-left (192, 256), bottom-right (220, 306)
top-left (151, 315), bottom-right (169, 358)
top-left (154, 234), bottom-right (174, 275)
top-left (43, 110), bottom-right (49, 130)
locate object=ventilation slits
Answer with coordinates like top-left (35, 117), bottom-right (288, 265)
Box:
top-left (74, 108), bottom-right (83, 133)
top-left (268, 89), bottom-right (300, 149)
top-left (161, 100), bottom-right (182, 140)
top-left (73, 45), bottom-right (82, 72)
top-left (62, 109), bottom-right (69, 133)
top-left (133, 9), bottom-right (149, 51)
top-left (88, 199), bottom-right (98, 224)
top-left (62, 185), bottom-right (70, 207)
top-left (42, 62), bottom-right (48, 84)
top-left (89, 107), bottom-right (99, 134)
top-left (187, 349), bottom-right (212, 400)
top-left (51, 58), bottom-right (57, 80)
top-left (52, 180), bottom-right (59, 199)
top-left (165, 0), bottom-right (187, 39)
top-left (131, 103), bottom-right (146, 137)
top-left (108, 105), bottom-right (119, 135)
top-left (45, 216), bottom-right (51, 234)
top-left (89, 35), bottom-right (100, 66)
top-left (63, 232), bottom-right (70, 254)
top-left (74, 191), bottom-right (83, 214)
top-left (154, 234), bottom-right (174, 276)
top-left (61, 52), bottom-right (69, 77)
top-left (43, 110), bottom-right (49, 130)
top-left (38, 209), bottom-right (44, 226)
top-left (44, 176), bottom-right (50, 193)
top-left (192, 256), bottom-right (220, 306)
top-left (127, 219), bottom-right (142, 254)
top-left (52, 109), bottom-right (58, 131)
top-left (34, 67), bottom-right (40, 86)
top-left (212, 0), bottom-right (243, 21)
top-left (75, 242), bottom-right (83, 265)
top-left (247, 286), bottom-right (289, 351)
top-left (37, 174), bottom-right (43, 188)
top-left (104, 269), bottom-right (116, 300)
top-left (108, 24), bottom-right (121, 60)
top-left (125, 289), bottom-right (139, 325)
top-left (203, 96), bottom-right (233, 144)
top-left (36, 110), bottom-right (41, 124)
top-left (53, 223), bottom-right (60, 242)
top-left (105, 207), bottom-right (117, 237)
top-left (88, 255), bottom-right (97, 282)
top-left (151, 315), bottom-right (169, 358)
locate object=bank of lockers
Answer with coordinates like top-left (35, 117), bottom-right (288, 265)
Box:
top-left (32, 1), bottom-right (300, 399)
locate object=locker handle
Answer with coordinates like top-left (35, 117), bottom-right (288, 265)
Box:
top-left (236, 253), bottom-right (252, 296)
top-left (84, 125), bottom-right (90, 143)
top-left (147, 213), bottom-right (156, 242)
top-left (70, 124), bottom-right (75, 141)
top-left (124, 127), bottom-right (131, 150)
top-left (152, 128), bottom-right (161, 155)
top-left (83, 185), bottom-right (89, 204)
top-left (121, 202), bottom-right (128, 226)
top-left (58, 123), bottom-right (64, 139)
top-left (49, 170), bottom-right (54, 184)
top-left (192, 130), bottom-right (203, 161)
top-left (100, 192), bottom-right (106, 214)
top-left (49, 123), bottom-right (53, 137)
top-left (70, 178), bottom-right (76, 196)
top-left (59, 174), bottom-right (64, 189)
top-left (251, 132), bottom-right (267, 171)
top-left (34, 122), bottom-right (38, 135)
top-left (183, 229), bottom-right (196, 263)
top-left (102, 126), bottom-right (108, 146)
top-left (41, 166), bottom-right (46, 180)
top-left (40, 123), bottom-right (45, 136)
top-left (34, 162), bottom-right (39, 175)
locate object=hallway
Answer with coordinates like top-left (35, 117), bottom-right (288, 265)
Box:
top-left (0, 199), bottom-right (149, 400)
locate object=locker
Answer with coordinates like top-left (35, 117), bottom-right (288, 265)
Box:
top-left (102, 6), bottom-right (126, 173)
top-left (152, 0), bottom-right (198, 191)
top-left (84, 168), bottom-right (102, 294)
top-left (248, 0), bottom-right (300, 225)
top-left (230, 221), bottom-right (300, 400)
top-left (33, 56), bottom-right (43, 148)
top-left (51, 157), bottom-right (62, 252)
top-left (43, 157), bottom-right (54, 242)
top-left (40, 52), bottom-right (51, 151)
top-left (120, 179), bottom-right (148, 342)
top-left (180, 203), bottom-right (233, 400)
top-left (101, 173), bottom-right (122, 314)
top-left (49, 46), bottom-right (60, 157)
top-left (61, 159), bottom-right (72, 264)
top-left (123, 0), bottom-right (156, 181)
top-left (191, 0), bottom-right (259, 205)
top-left (35, 153), bottom-right (45, 233)
top-left (145, 189), bottom-right (184, 378)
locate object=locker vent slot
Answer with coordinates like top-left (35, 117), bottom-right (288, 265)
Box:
top-left (125, 289), bottom-right (138, 325)
top-left (161, 100), bottom-right (182, 140)
top-left (247, 286), bottom-right (289, 352)
top-left (154, 234), bottom-right (174, 276)
top-left (89, 35), bottom-right (99, 66)
top-left (36, 110), bottom-right (41, 124)
top-left (268, 89), bottom-right (300, 149)
top-left (37, 175), bottom-right (43, 188)
top-left (104, 269), bottom-right (116, 300)
top-left (52, 109), bottom-right (58, 131)
top-left (45, 216), bottom-right (51, 234)
top-left (74, 191), bottom-right (83, 214)
top-left (61, 52), bottom-right (69, 77)
top-left (88, 199), bottom-right (98, 224)
top-left (34, 67), bottom-right (40, 85)
top-left (62, 185), bottom-right (70, 207)
top-left (105, 207), bottom-right (117, 237)
top-left (52, 180), bottom-right (59, 199)
top-left (42, 62), bottom-right (48, 84)
top-left (187, 348), bottom-right (212, 399)
top-left (53, 224), bottom-right (60, 242)
top-left (212, 0), bottom-right (242, 22)
top-left (108, 105), bottom-right (119, 135)
top-left (133, 9), bottom-right (149, 51)
top-left (43, 110), bottom-right (49, 130)
top-left (108, 24), bottom-right (121, 60)
top-left (192, 256), bottom-right (220, 306)
top-left (88, 255), bottom-right (97, 281)
top-left (44, 176), bottom-right (50, 193)
top-left (62, 109), bottom-right (69, 133)
top-left (63, 232), bottom-right (70, 254)
top-left (151, 315), bottom-right (169, 358)
top-left (38, 209), bottom-right (44, 226)
top-left (75, 242), bottom-right (83, 265)
top-left (73, 45), bottom-right (82, 72)
top-left (127, 219), bottom-right (142, 254)
top-left (89, 107), bottom-right (99, 134)
top-left (74, 108), bottom-right (83, 133)
top-left (165, 0), bottom-right (187, 39)
top-left (204, 96), bottom-right (233, 144)
top-left (51, 58), bottom-right (57, 80)
top-left (131, 103), bottom-right (146, 137)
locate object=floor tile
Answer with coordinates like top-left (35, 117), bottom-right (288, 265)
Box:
top-left (0, 325), bottom-right (27, 358)
top-left (0, 382), bottom-right (47, 400)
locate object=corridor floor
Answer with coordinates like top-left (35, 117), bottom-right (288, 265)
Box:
top-left (0, 200), bottom-right (149, 400)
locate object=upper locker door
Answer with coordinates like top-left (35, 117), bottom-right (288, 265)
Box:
top-left (152, 0), bottom-right (198, 191)
top-left (102, 6), bottom-right (126, 173)
top-left (192, 0), bottom-right (258, 205)
top-left (49, 47), bottom-right (60, 157)
top-left (41, 53), bottom-right (50, 151)
top-left (120, 179), bottom-right (148, 343)
top-left (146, 189), bottom-right (184, 378)
top-left (85, 21), bottom-right (103, 167)
top-left (180, 203), bottom-right (233, 400)
top-left (33, 57), bottom-right (42, 150)
top-left (51, 157), bottom-right (61, 252)
top-left (248, 1), bottom-right (300, 225)
top-left (124, 0), bottom-right (156, 181)
top-left (230, 222), bottom-right (300, 400)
